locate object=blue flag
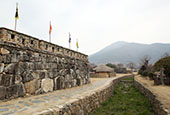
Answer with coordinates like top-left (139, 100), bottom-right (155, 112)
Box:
top-left (69, 32), bottom-right (71, 43)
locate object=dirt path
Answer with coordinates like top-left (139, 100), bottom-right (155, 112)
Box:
top-left (135, 75), bottom-right (170, 111)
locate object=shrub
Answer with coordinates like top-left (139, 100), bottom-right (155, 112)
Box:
top-left (138, 65), bottom-right (148, 77)
top-left (106, 63), bottom-right (117, 69)
top-left (148, 72), bottom-right (155, 80)
top-left (154, 56), bottom-right (170, 77)
top-left (154, 56), bottom-right (170, 85)
top-left (106, 63), bottom-right (127, 73)
top-left (115, 67), bottom-right (127, 73)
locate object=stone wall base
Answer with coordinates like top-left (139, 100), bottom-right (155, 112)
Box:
top-left (35, 75), bottom-right (133, 115)
top-left (134, 76), bottom-right (170, 115)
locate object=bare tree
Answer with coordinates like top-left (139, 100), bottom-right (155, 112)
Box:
top-left (117, 63), bottom-right (124, 68)
top-left (127, 62), bottom-right (136, 71)
top-left (139, 55), bottom-right (151, 67)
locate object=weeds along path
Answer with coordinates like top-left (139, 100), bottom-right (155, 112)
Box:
top-left (90, 77), bottom-right (154, 115)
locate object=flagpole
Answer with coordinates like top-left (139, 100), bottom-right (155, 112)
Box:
top-left (49, 33), bottom-right (51, 43)
top-left (14, 19), bottom-right (17, 31)
top-left (69, 43), bottom-right (71, 49)
top-left (76, 39), bottom-right (78, 52)
top-left (69, 32), bottom-right (71, 49)
top-left (14, 2), bottom-right (18, 31)
top-left (76, 40), bottom-right (78, 52)
top-left (49, 21), bottom-right (51, 43)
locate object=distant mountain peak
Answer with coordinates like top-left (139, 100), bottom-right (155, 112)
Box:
top-left (114, 41), bottom-right (128, 44)
top-left (89, 42), bottom-right (170, 65)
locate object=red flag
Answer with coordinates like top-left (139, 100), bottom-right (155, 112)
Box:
top-left (49, 22), bottom-right (52, 34)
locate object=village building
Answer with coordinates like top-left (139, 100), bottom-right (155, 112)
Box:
top-left (92, 64), bottom-right (116, 78)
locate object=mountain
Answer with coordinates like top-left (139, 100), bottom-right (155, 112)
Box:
top-left (89, 41), bottom-right (170, 65)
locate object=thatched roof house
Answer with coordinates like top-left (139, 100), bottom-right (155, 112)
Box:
top-left (94, 65), bottom-right (114, 73)
top-left (88, 63), bottom-right (97, 72)
top-left (92, 65), bottom-right (115, 78)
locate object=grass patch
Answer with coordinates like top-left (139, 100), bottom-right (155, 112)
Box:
top-left (90, 77), bottom-right (154, 115)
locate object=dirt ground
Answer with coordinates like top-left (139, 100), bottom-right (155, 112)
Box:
top-left (136, 75), bottom-right (170, 111)
top-left (90, 74), bottom-right (132, 83)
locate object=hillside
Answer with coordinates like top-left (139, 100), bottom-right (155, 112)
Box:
top-left (89, 41), bottom-right (170, 65)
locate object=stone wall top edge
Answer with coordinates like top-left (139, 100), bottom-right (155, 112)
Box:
top-left (0, 42), bottom-right (87, 62)
top-left (0, 27), bottom-right (88, 57)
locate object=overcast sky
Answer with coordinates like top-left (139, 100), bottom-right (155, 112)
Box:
top-left (0, 0), bottom-right (170, 55)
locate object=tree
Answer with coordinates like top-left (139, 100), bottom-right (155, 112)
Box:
top-left (127, 62), bottom-right (136, 71)
top-left (153, 56), bottom-right (170, 85)
top-left (139, 55), bottom-right (151, 67)
top-left (106, 63), bottom-right (117, 69)
top-left (138, 55), bottom-right (151, 76)
top-left (117, 63), bottom-right (124, 68)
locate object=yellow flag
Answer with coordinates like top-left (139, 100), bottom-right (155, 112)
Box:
top-left (15, 3), bottom-right (19, 20)
top-left (76, 40), bottom-right (79, 48)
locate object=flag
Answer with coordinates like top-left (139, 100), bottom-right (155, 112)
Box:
top-left (49, 22), bottom-right (52, 34)
top-left (69, 32), bottom-right (71, 43)
top-left (15, 3), bottom-right (19, 20)
top-left (76, 40), bottom-right (79, 48)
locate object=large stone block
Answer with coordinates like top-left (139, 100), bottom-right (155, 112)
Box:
top-left (52, 68), bottom-right (59, 76)
top-left (14, 75), bottom-right (22, 84)
top-left (41, 78), bottom-right (54, 93)
top-left (24, 79), bottom-right (40, 94)
top-left (59, 69), bottom-right (66, 76)
top-left (32, 70), bottom-right (47, 79)
top-left (47, 71), bottom-right (54, 79)
top-left (72, 79), bottom-right (77, 87)
top-left (61, 77), bottom-right (65, 89)
top-left (34, 62), bottom-right (45, 70)
top-left (0, 63), bottom-right (4, 73)
top-left (22, 54), bottom-right (30, 61)
top-left (35, 88), bottom-right (43, 95)
top-left (65, 74), bottom-right (70, 81)
top-left (53, 77), bottom-right (58, 90)
top-left (21, 70), bottom-right (34, 83)
top-left (0, 74), bottom-right (14, 87)
top-left (4, 63), bottom-right (16, 74)
top-left (6, 83), bottom-right (25, 98)
top-left (1, 54), bottom-right (13, 63)
top-left (0, 74), bottom-right (2, 84)
top-left (39, 70), bottom-right (47, 79)
top-left (0, 48), bottom-right (10, 55)
top-left (15, 62), bottom-right (29, 75)
top-left (56, 76), bottom-right (62, 90)
top-left (46, 63), bottom-right (57, 69)
top-left (0, 86), bottom-right (6, 100)
top-left (77, 78), bottom-right (81, 86)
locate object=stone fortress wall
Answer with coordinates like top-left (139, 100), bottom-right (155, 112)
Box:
top-left (0, 28), bottom-right (90, 100)
top-left (36, 75), bottom-right (133, 115)
top-left (134, 77), bottom-right (170, 115)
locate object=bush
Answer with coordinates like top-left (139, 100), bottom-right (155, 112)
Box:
top-left (154, 56), bottom-right (170, 85)
top-left (148, 72), bottom-right (155, 80)
top-left (138, 65), bottom-right (148, 77)
top-left (106, 63), bottom-right (117, 69)
top-left (115, 67), bottom-right (127, 73)
top-left (154, 56), bottom-right (170, 77)
top-left (106, 63), bottom-right (127, 73)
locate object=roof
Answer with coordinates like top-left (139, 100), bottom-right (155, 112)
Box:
top-left (88, 63), bottom-right (97, 68)
top-left (93, 64), bottom-right (114, 73)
